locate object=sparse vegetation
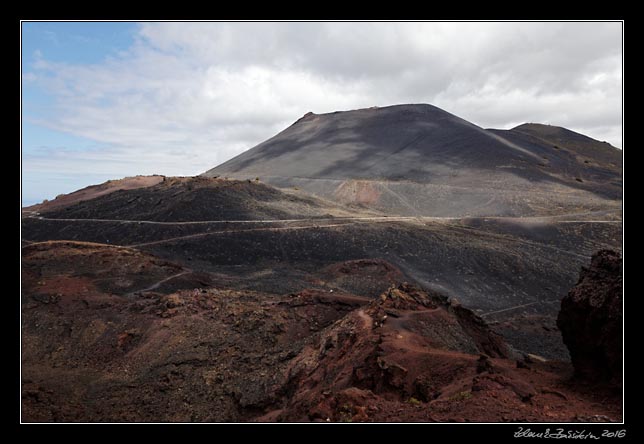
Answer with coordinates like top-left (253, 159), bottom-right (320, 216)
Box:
top-left (449, 390), bottom-right (472, 402)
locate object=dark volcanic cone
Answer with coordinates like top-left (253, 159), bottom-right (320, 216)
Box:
top-left (204, 104), bottom-right (621, 216)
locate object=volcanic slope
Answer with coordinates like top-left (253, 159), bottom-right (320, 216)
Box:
top-left (203, 104), bottom-right (621, 217)
top-left (22, 106), bottom-right (622, 372)
top-left (23, 175), bottom-right (165, 215)
top-left (21, 104), bottom-right (623, 423)
top-left (35, 176), bottom-right (363, 222)
top-left (22, 242), bottom-right (621, 422)
top-left (23, 175), bottom-right (621, 361)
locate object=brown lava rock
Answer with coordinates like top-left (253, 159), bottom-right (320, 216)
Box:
top-left (557, 250), bottom-right (622, 385)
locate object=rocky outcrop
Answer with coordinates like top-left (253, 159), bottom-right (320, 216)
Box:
top-left (22, 243), bottom-right (624, 422)
top-left (557, 250), bottom-right (622, 384)
top-left (276, 283), bottom-right (514, 421)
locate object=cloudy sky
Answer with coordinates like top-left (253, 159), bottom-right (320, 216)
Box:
top-left (21, 21), bottom-right (622, 205)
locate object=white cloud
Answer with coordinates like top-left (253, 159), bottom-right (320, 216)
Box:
top-left (23, 21), bottom-right (623, 202)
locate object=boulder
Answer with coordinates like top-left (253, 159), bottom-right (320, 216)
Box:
top-left (557, 250), bottom-right (622, 384)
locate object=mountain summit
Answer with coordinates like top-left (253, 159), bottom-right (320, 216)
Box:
top-left (204, 104), bottom-right (621, 216)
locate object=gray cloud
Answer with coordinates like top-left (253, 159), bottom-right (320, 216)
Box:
top-left (24, 21), bottom-right (622, 203)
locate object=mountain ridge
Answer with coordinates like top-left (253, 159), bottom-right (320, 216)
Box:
top-left (203, 104), bottom-right (621, 217)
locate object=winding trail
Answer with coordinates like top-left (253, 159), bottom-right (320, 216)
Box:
top-left (127, 223), bottom-right (353, 248)
top-left (25, 213), bottom-right (621, 226)
top-left (23, 211), bottom-right (620, 253)
top-left (125, 270), bottom-right (191, 297)
top-left (479, 299), bottom-right (561, 318)
top-left (27, 215), bottom-right (456, 225)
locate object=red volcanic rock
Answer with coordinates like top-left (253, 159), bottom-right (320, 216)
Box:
top-left (22, 242), bottom-right (623, 422)
top-left (557, 250), bottom-right (622, 384)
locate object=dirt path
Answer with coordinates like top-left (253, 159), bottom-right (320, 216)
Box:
top-left (125, 270), bottom-right (191, 297)
top-left (23, 212), bottom-right (619, 253)
top-left (127, 223), bottom-right (355, 248)
top-left (25, 213), bottom-right (620, 226)
top-left (25, 215), bottom-right (456, 225)
top-left (479, 299), bottom-right (561, 319)
top-left (445, 224), bottom-right (595, 260)
top-left (378, 184), bottom-right (424, 217)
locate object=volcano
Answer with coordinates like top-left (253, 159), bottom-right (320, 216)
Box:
top-left (203, 104), bottom-right (621, 217)
top-left (21, 104), bottom-right (622, 423)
